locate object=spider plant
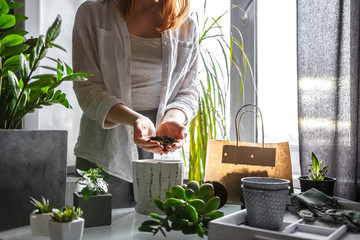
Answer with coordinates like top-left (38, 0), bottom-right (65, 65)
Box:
top-left (184, 2), bottom-right (253, 183)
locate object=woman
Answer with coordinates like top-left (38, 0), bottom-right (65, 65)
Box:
top-left (72, 0), bottom-right (199, 207)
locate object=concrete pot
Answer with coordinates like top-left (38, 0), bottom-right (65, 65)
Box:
top-left (29, 210), bottom-right (52, 236)
top-left (0, 130), bottom-right (67, 231)
top-left (132, 159), bottom-right (183, 215)
top-left (73, 192), bottom-right (112, 228)
top-left (48, 218), bottom-right (84, 240)
top-left (298, 176), bottom-right (336, 196)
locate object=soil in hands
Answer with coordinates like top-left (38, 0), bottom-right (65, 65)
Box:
top-left (149, 136), bottom-right (177, 151)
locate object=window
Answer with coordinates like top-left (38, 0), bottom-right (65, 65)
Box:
top-left (230, 0), bottom-right (300, 178)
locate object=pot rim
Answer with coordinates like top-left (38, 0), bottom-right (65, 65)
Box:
top-left (298, 176), bottom-right (337, 182)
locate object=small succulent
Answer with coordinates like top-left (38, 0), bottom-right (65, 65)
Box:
top-left (139, 181), bottom-right (224, 238)
top-left (51, 206), bottom-right (83, 222)
top-left (29, 196), bottom-right (55, 213)
top-left (75, 167), bottom-right (108, 201)
top-left (308, 152), bottom-right (328, 181)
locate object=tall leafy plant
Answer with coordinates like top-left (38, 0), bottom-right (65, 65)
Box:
top-left (184, 2), bottom-right (253, 183)
top-left (0, 0), bottom-right (90, 129)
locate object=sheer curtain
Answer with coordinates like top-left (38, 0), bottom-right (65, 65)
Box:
top-left (297, 0), bottom-right (360, 201)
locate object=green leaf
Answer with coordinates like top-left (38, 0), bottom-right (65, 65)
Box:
top-left (138, 225), bottom-right (154, 233)
top-left (189, 199), bottom-right (206, 213)
top-left (205, 196), bottom-right (220, 213)
top-left (3, 54), bottom-right (20, 68)
top-left (0, 14), bottom-right (15, 29)
top-left (171, 185), bottom-right (186, 200)
top-left (207, 210), bottom-right (224, 219)
top-left (27, 78), bottom-right (56, 90)
top-left (150, 213), bottom-right (163, 221)
top-left (65, 62), bottom-right (73, 75)
top-left (1, 43), bottom-right (29, 57)
top-left (141, 220), bottom-right (160, 226)
top-left (0, 28), bottom-right (28, 39)
top-left (163, 198), bottom-right (183, 208)
top-left (14, 14), bottom-right (27, 23)
top-left (7, 70), bottom-right (20, 97)
top-left (1, 34), bottom-right (24, 48)
top-left (29, 35), bottom-right (45, 69)
top-left (62, 75), bottom-right (88, 82)
top-left (185, 204), bottom-right (198, 222)
top-left (171, 218), bottom-right (187, 230)
top-left (165, 190), bottom-right (173, 199)
top-left (49, 42), bottom-right (66, 52)
top-left (8, 2), bottom-right (24, 9)
top-left (18, 53), bottom-right (28, 82)
top-left (185, 188), bottom-right (195, 201)
top-left (153, 198), bottom-right (164, 212)
top-left (46, 15), bottom-right (62, 43)
top-left (0, 0), bottom-right (9, 14)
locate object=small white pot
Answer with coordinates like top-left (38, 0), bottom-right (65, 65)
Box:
top-left (48, 217), bottom-right (84, 240)
top-left (29, 210), bottom-right (52, 236)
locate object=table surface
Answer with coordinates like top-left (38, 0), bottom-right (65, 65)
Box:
top-left (1, 204), bottom-right (359, 240)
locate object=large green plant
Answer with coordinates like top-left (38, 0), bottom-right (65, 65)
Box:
top-left (184, 2), bottom-right (253, 183)
top-left (0, 0), bottom-right (90, 129)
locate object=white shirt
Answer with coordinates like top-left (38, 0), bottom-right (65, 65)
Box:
top-left (130, 34), bottom-right (162, 111)
top-left (72, 0), bottom-right (199, 182)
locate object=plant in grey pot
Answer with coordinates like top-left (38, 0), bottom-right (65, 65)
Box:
top-left (29, 196), bottom-right (56, 236)
top-left (0, 0), bottom-right (90, 230)
top-left (298, 152), bottom-right (337, 196)
top-left (49, 206), bottom-right (84, 240)
top-left (73, 167), bottom-right (112, 228)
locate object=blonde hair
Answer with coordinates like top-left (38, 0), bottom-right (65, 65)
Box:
top-left (114, 0), bottom-right (190, 32)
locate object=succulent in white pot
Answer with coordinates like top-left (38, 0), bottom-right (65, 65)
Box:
top-left (49, 206), bottom-right (84, 240)
top-left (29, 196), bottom-right (55, 236)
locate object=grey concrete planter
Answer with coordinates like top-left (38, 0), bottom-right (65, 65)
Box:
top-left (0, 130), bottom-right (67, 231)
top-left (73, 192), bottom-right (112, 228)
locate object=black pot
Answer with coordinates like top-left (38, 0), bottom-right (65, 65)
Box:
top-left (73, 192), bottom-right (112, 228)
top-left (298, 176), bottom-right (337, 196)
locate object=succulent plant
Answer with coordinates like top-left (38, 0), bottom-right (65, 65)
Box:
top-left (138, 180), bottom-right (224, 238)
top-left (29, 196), bottom-right (55, 213)
top-left (75, 166), bottom-right (108, 201)
top-left (308, 152), bottom-right (328, 181)
top-left (51, 206), bottom-right (83, 222)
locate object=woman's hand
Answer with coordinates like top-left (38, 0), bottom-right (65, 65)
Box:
top-left (157, 120), bottom-right (186, 154)
top-left (133, 116), bottom-right (163, 154)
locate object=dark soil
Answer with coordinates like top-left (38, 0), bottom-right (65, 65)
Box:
top-left (149, 136), bottom-right (177, 151)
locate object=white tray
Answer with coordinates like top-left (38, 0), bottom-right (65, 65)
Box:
top-left (208, 198), bottom-right (360, 240)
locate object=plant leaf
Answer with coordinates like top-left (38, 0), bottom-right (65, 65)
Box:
top-left (62, 75), bottom-right (88, 82)
top-left (0, 14), bottom-right (15, 29)
top-left (0, 0), bottom-right (9, 14)
top-left (1, 43), bottom-right (29, 57)
top-left (27, 78), bottom-right (56, 90)
top-left (0, 28), bottom-right (28, 39)
top-left (3, 54), bottom-right (20, 68)
top-left (8, 2), bottom-right (24, 9)
top-left (18, 53), bottom-right (28, 83)
top-left (14, 13), bottom-right (27, 23)
top-left (46, 15), bottom-right (62, 43)
top-left (7, 70), bottom-right (20, 97)
top-left (1, 34), bottom-right (24, 48)
top-left (29, 35), bottom-right (45, 69)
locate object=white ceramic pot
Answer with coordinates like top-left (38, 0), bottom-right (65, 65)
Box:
top-left (29, 210), bottom-right (52, 236)
top-left (48, 218), bottom-right (84, 240)
top-left (133, 159), bottom-right (183, 215)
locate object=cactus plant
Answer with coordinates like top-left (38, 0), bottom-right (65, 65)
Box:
top-left (51, 206), bottom-right (83, 223)
top-left (75, 166), bottom-right (108, 201)
top-left (29, 196), bottom-right (55, 213)
top-left (138, 180), bottom-right (224, 238)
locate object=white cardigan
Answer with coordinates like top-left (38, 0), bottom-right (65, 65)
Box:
top-left (72, 0), bottom-right (199, 182)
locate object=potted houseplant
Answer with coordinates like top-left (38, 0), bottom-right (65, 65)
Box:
top-left (29, 196), bottom-right (56, 236)
top-left (49, 206), bottom-right (84, 240)
top-left (298, 152), bottom-right (337, 196)
top-left (0, 0), bottom-right (90, 231)
top-left (73, 167), bottom-right (112, 228)
top-left (138, 180), bottom-right (224, 238)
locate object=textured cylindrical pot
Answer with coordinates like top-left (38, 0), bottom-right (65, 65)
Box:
top-left (298, 176), bottom-right (336, 196)
top-left (48, 218), bottom-right (84, 240)
top-left (242, 186), bottom-right (289, 231)
top-left (133, 159), bottom-right (183, 215)
top-left (73, 192), bottom-right (112, 228)
top-left (241, 177), bottom-right (290, 190)
top-left (29, 210), bottom-right (52, 236)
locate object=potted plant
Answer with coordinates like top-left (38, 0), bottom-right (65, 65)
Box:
top-left (0, 0), bottom-right (90, 231)
top-left (298, 152), bottom-right (337, 196)
top-left (29, 196), bottom-right (56, 236)
top-left (49, 206), bottom-right (84, 240)
top-left (73, 167), bottom-right (112, 228)
top-left (139, 180), bottom-right (224, 238)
